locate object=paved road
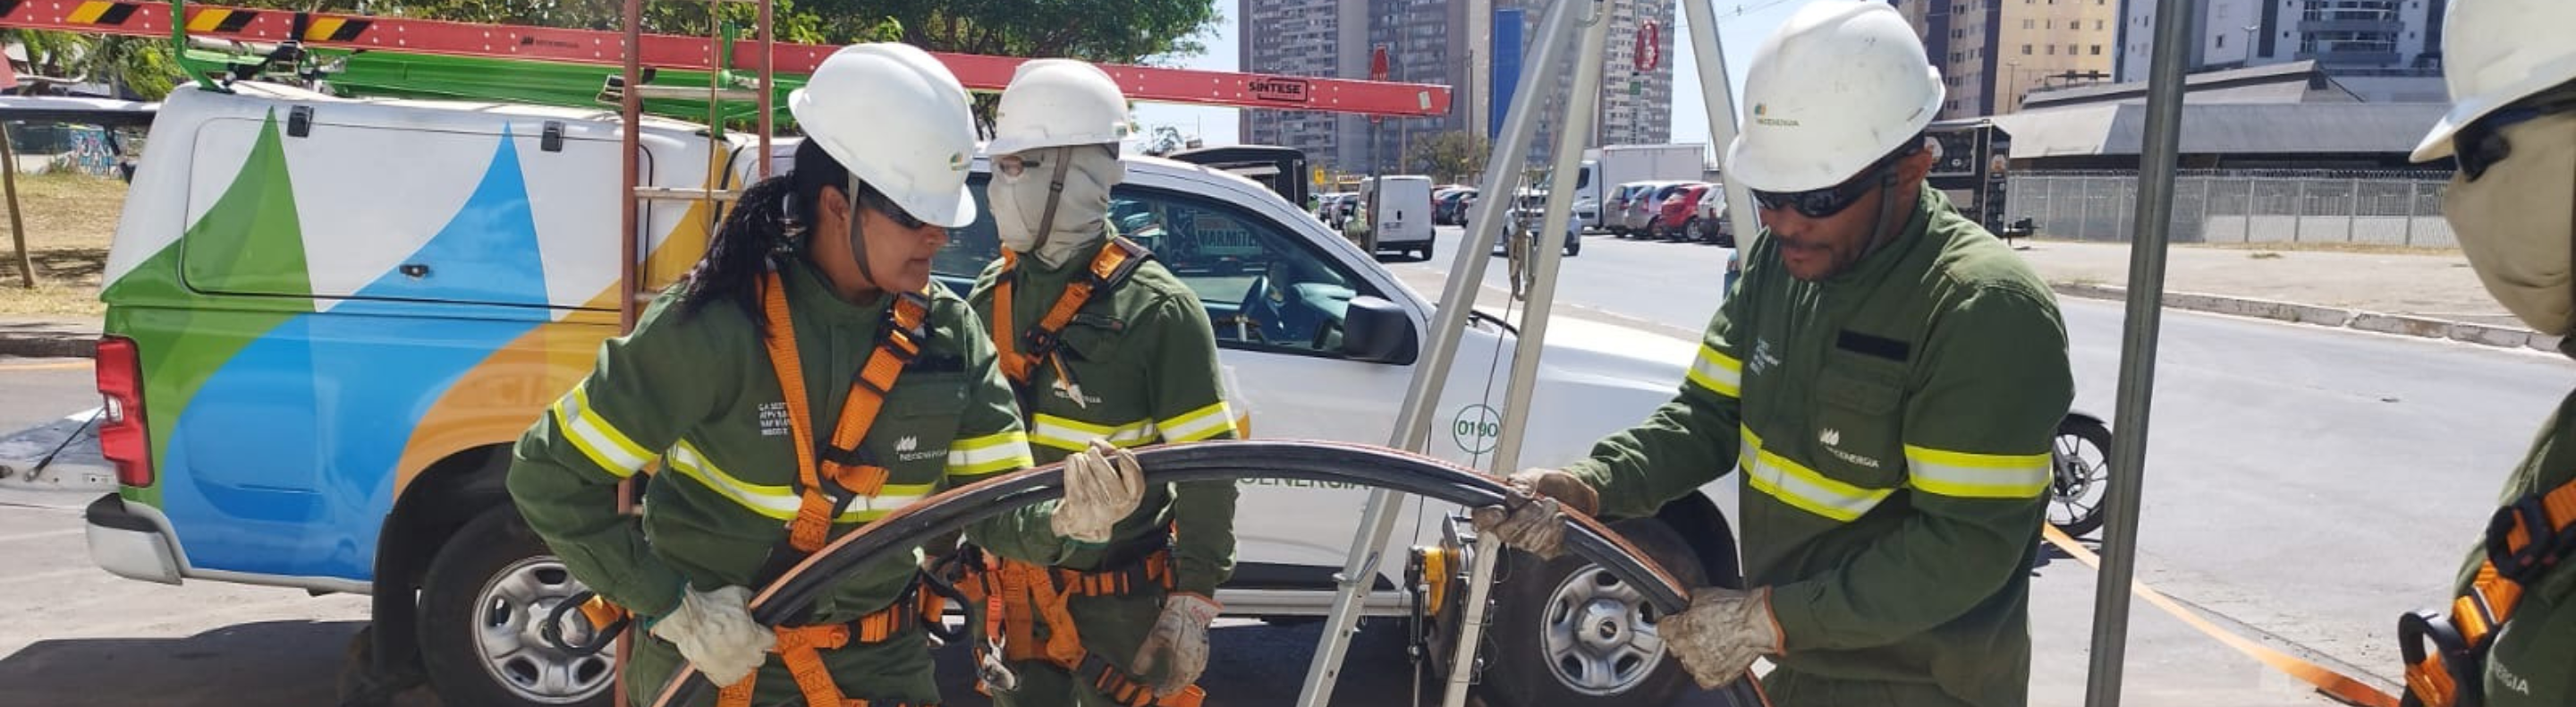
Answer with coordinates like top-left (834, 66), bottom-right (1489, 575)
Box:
top-left (1389, 225), bottom-right (2572, 689)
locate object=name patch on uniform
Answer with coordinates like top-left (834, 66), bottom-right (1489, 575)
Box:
top-left (758, 402), bottom-right (790, 437)
top-left (1835, 330), bottom-right (1911, 362)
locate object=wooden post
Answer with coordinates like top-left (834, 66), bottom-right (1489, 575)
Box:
top-left (4, 122), bottom-right (34, 289)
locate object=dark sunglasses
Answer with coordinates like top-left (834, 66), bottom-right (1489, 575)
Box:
top-left (856, 187), bottom-right (929, 230)
top-left (2452, 104), bottom-right (2576, 184)
top-left (1750, 142), bottom-right (1921, 219)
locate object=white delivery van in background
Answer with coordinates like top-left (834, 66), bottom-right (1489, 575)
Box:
top-left (1367, 175), bottom-right (1436, 260)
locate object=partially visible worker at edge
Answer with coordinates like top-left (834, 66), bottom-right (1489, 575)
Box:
top-left (962, 59), bottom-right (1240, 707)
top-left (2396, 1), bottom-right (2576, 705)
top-left (1470, 4), bottom-right (2073, 706)
top-left (505, 43), bottom-right (1148, 707)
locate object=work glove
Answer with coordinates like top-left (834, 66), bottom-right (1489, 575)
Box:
top-left (1131, 592), bottom-right (1223, 696)
top-left (1658, 586), bottom-right (1783, 689)
top-left (1468, 468), bottom-right (1601, 560)
top-left (649, 585), bottom-right (775, 687)
top-left (1051, 439), bottom-right (1147, 545)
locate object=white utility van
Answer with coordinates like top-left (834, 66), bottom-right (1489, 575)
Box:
top-left (1365, 175), bottom-right (1436, 260)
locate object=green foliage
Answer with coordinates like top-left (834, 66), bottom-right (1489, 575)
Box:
top-left (1406, 131), bottom-right (1489, 184)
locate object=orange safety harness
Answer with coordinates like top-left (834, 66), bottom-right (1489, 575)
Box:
top-left (951, 544), bottom-right (1203, 707)
top-left (989, 237), bottom-right (1152, 395)
top-left (2402, 477), bottom-right (2576, 707)
top-left (981, 238), bottom-right (1200, 707)
top-left (710, 269), bottom-right (943, 707)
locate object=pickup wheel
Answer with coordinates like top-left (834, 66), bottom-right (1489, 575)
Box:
top-left (419, 507), bottom-right (615, 707)
top-left (1484, 518), bottom-right (1708, 707)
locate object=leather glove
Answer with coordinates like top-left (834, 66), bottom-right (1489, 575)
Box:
top-left (1468, 469), bottom-right (1601, 559)
top-left (650, 585), bottom-right (775, 687)
top-left (1131, 592), bottom-right (1223, 696)
top-left (1658, 586), bottom-right (1783, 689)
top-left (1051, 439), bottom-right (1147, 544)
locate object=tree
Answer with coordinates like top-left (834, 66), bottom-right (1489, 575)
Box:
top-left (1406, 131), bottom-right (1489, 184)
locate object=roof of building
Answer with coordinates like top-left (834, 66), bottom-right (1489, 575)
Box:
top-left (1989, 101), bottom-right (2451, 158)
top-left (2020, 60), bottom-right (2366, 110)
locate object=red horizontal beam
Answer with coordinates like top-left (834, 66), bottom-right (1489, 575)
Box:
top-left (0, 0), bottom-right (1452, 117)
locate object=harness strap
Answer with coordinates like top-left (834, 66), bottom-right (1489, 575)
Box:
top-left (954, 544), bottom-right (1196, 707)
top-left (758, 270), bottom-right (930, 557)
top-left (992, 238), bottom-right (1153, 387)
top-left (2402, 477), bottom-right (2576, 707)
top-left (711, 583), bottom-right (944, 707)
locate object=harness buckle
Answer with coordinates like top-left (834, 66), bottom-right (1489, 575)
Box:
top-left (2398, 609), bottom-right (2480, 707)
top-left (1022, 327), bottom-right (1064, 359)
top-left (2485, 496), bottom-right (2563, 582)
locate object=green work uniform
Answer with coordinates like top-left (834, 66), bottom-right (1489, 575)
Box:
top-left (967, 237), bottom-right (1242, 706)
top-left (2449, 379), bottom-right (2576, 706)
top-left (508, 260), bottom-right (1071, 706)
top-left (1564, 186), bottom-right (2073, 707)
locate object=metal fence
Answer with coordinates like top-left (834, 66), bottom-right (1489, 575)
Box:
top-left (2005, 169), bottom-right (2458, 247)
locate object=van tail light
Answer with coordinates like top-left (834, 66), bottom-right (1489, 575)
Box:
top-left (94, 336), bottom-right (154, 488)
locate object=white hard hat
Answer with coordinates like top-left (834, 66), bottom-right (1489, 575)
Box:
top-left (789, 43), bottom-right (979, 228)
top-left (1724, 2), bottom-right (1944, 192)
top-left (985, 59), bottom-right (1132, 157)
top-left (2411, 0), bottom-right (2576, 162)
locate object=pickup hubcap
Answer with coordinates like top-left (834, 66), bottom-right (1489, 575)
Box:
top-left (476, 557), bottom-right (617, 703)
top-left (1541, 565), bottom-right (1667, 695)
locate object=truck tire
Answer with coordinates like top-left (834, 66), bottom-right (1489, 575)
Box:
top-left (1484, 518), bottom-right (1710, 707)
top-left (419, 506), bottom-right (616, 707)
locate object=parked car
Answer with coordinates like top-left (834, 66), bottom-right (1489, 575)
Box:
top-left (1504, 189), bottom-right (1582, 258)
top-left (1436, 187), bottom-right (1479, 225)
top-left (1653, 183), bottom-right (1712, 241)
top-left (1620, 182), bottom-right (1690, 236)
top-left (1694, 185), bottom-right (1734, 246)
top-left (1603, 182), bottom-right (1651, 236)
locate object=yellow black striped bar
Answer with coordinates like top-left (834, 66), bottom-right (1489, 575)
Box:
top-left (303, 16), bottom-right (370, 42)
top-left (185, 8), bottom-right (257, 33)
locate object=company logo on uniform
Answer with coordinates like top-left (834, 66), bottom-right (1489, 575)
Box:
top-left (895, 436), bottom-right (919, 453)
top-left (1818, 429), bottom-right (1842, 446)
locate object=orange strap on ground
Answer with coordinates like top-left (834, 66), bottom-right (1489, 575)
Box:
top-left (2039, 525), bottom-right (2399, 707)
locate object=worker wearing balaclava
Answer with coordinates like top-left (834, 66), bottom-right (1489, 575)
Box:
top-left (964, 58), bottom-right (1241, 707)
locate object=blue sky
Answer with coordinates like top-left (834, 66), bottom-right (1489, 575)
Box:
top-left (1128, 0), bottom-right (1821, 152)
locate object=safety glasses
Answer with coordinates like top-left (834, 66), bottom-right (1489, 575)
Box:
top-left (994, 152), bottom-right (1044, 178)
top-left (2456, 94), bottom-right (2576, 182)
top-left (1749, 141), bottom-right (1921, 219)
top-left (854, 184), bottom-right (929, 230)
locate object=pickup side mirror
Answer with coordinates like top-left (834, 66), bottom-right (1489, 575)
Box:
top-left (1339, 295), bottom-right (1419, 365)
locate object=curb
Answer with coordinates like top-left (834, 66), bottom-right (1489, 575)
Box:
top-left (0, 324), bottom-right (99, 359)
top-left (2049, 283), bottom-right (2559, 352)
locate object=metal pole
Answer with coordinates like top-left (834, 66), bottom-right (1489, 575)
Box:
top-left (3, 123), bottom-right (31, 289)
top-left (1680, 0), bottom-right (1761, 251)
top-left (1439, 7), bottom-right (1610, 706)
top-left (2081, 0), bottom-right (2194, 698)
top-left (1293, 0), bottom-right (1587, 703)
top-left (613, 2), bottom-right (646, 705)
top-left (755, 0), bottom-right (774, 180)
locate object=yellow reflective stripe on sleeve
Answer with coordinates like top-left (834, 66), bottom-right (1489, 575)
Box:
top-left (947, 431), bottom-right (1035, 477)
top-left (1685, 345), bottom-right (1743, 398)
top-left (1158, 401), bottom-right (1238, 443)
top-left (1740, 428), bottom-right (1893, 522)
top-left (1904, 445), bottom-right (2052, 498)
top-left (1029, 413), bottom-right (1160, 451)
top-left (552, 384), bottom-right (654, 478)
top-left (665, 440), bottom-right (930, 522)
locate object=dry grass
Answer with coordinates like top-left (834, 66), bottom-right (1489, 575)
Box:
top-left (0, 171), bottom-right (123, 318)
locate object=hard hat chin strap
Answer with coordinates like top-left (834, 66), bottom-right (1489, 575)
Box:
top-left (844, 173), bottom-right (882, 294)
top-left (1026, 147), bottom-right (1076, 255)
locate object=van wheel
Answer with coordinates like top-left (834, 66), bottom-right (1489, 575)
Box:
top-left (419, 507), bottom-right (616, 707)
top-left (1417, 241), bottom-right (1436, 262)
top-left (1483, 518), bottom-right (1708, 707)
